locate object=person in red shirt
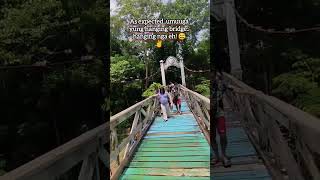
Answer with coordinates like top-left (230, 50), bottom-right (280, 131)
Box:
top-left (172, 85), bottom-right (182, 114)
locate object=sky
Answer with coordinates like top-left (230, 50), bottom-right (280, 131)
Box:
top-left (111, 0), bottom-right (176, 15)
top-left (110, 0), bottom-right (118, 16)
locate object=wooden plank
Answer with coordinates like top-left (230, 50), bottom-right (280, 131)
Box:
top-left (78, 153), bottom-right (95, 180)
top-left (212, 156), bottom-right (260, 167)
top-left (128, 161), bottom-right (209, 168)
top-left (140, 139), bottom-right (207, 144)
top-left (110, 96), bottom-right (155, 129)
top-left (142, 136), bottom-right (205, 141)
top-left (132, 156), bottom-right (210, 162)
top-left (123, 168), bottom-right (209, 176)
top-left (134, 151), bottom-right (209, 157)
top-left (111, 105), bottom-right (157, 180)
top-left (214, 177), bottom-right (271, 180)
top-left (137, 146), bottom-right (210, 152)
top-left (144, 134), bottom-right (202, 138)
top-left (120, 175), bottom-right (209, 180)
top-left (124, 111), bottom-right (141, 157)
top-left (212, 163), bottom-right (267, 173)
top-left (150, 124), bottom-right (199, 128)
top-left (146, 131), bottom-right (201, 136)
top-left (148, 129), bottom-right (200, 133)
top-left (148, 126), bottom-right (200, 131)
top-left (138, 143), bottom-right (207, 148)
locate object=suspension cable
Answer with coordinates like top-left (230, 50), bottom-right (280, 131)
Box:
top-left (144, 69), bottom-right (160, 80)
top-left (233, 6), bottom-right (320, 34)
top-left (0, 55), bottom-right (107, 71)
top-left (184, 65), bottom-right (210, 73)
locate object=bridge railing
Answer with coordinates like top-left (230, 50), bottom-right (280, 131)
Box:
top-left (110, 95), bottom-right (158, 180)
top-left (223, 73), bottom-right (320, 180)
top-left (1, 123), bottom-right (108, 180)
top-left (179, 85), bottom-right (210, 143)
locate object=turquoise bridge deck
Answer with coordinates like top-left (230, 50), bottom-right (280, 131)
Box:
top-left (120, 100), bottom-right (272, 179)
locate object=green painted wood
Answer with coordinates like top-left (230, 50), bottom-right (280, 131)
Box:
top-left (144, 133), bottom-right (201, 138)
top-left (120, 175), bottom-right (209, 180)
top-left (121, 100), bottom-right (210, 179)
top-left (128, 161), bottom-right (209, 168)
top-left (132, 155), bottom-right (210, 162)
top-left (213, 155), bottom-right (260, 166)
top-left (137, 146), bottom-right (210, 152)
top-left (138, 143), bottom-right (207, 148)
top-left (151, 124), bottom-right (199, 128)
top-left (123, 168), bottom-right (209, 176)
top-left (134, 151), bottom-right (209, 157)
top-left (141, 139), bottom-right (208, 146)
top-left (120, 99), bottom-right (272, 179)
top-left (148, 127), bottom-right (200, 132)
top-left (140, 139), bottom-right (207, 144)
top-left (213, 169), bottom-right (271, 179)
top-left (143, 136), bottom-right (205, 141)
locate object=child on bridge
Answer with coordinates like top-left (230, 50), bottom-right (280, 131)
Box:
top-left (212, 74), bottom-right (231, 167)
top-left (172, 85), bottom-right (182, 114)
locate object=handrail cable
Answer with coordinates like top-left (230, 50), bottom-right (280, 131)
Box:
top-left (0, 55), bottom-right (107, 70)
top-left (184, 65), bottom-right (210, 73)
top-left (232, 6), bottom-right (320, 34)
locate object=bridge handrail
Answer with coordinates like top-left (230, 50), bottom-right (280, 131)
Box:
top-left (110, 95), bottom-right (158, 180)
top-left (179, 85), bottom-right (210, 107)
top-left (110, 95), bottom-right (157, 129)
top-left (223, 72), bottom-right (320, 180)
top-left (179, 85), bottom-right (210, 143)
top-left (1, 122), bottom-right (108, 180)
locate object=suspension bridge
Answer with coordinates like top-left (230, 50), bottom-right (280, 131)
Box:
top-left (2, 72), bottom-right (319, 180)
top-left (1, 0), bottom-right (320, 179)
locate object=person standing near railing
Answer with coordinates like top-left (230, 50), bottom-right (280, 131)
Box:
top-left (158, 87), bottom-right (172, 122)
top-left (212, 74), bottom-right (231, 167)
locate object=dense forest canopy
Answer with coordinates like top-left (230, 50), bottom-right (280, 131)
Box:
top-left (110, 0), bottom-right (210, 115)
top-left (0, 0), bottom-right (107, 174)
top-left (214, 0), bottom-right (320, 117)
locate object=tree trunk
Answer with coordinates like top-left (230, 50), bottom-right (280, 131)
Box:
top-left (145, 60), bottom-right (149, 89)
top-left (268, 62), bottom-right (273, 94)
top-left (52, 111), bottom-right (61, 146)
top-left (263, 65), bottom-right (268, 94)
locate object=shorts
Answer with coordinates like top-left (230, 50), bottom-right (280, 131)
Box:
top-left (216, 116), bottom-right (226, 135)
top-left (173, 98), bottom-right (181, 105)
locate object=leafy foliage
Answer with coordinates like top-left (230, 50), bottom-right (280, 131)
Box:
top-left (0, 0), bottom-right (107, 173)
top-left (272, 51), bottom-right (320, 117)
top-left (110, 0), bottom-right (210, 115)
top-left (142, 82), bottom-right (162, 97)
top-left (195, 78), bottom-right (210, 97)
top-left (213, 1), bottom-right (320, 118)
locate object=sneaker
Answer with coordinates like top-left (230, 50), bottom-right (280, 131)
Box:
top-left (222, 156), bottom-right (231, 167)
top-left (211, 157), bottom-right (220, 165)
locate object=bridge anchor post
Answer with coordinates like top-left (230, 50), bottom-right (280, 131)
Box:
top-left (160, 60), bottom-right (166, 86)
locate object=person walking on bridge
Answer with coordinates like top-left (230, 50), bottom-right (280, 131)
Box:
top-left (158, 87), bottom-right (172, 122)
top-left (172, 85), bottom-right (182, 114)
top-left (212, 74), bottom-right (231, 167)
